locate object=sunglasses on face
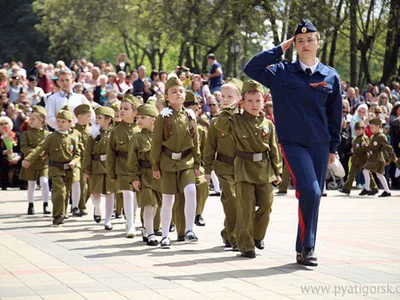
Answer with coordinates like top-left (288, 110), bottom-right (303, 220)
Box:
top-left (208, 103), bottom-right (217, 107)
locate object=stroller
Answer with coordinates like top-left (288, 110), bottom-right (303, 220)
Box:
top-left (325, 155), bottom-right (346, 190)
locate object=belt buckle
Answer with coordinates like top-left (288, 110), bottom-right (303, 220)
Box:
top-left (63, 163), bottom-right (70, 170)
top-left (171, 152), bottom-right (182, 160)
top-left (253, 153), bottom-right (263, 162)
top-left (100, 154), bottom-right (107, 161)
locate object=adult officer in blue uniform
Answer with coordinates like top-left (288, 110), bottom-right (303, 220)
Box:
top-left (243, 19), bottom-right (342, 266)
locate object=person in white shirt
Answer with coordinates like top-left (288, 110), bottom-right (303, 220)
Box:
top-left (45, 70), bottom-right (95, 129)
top-left (26, 76), bottom-right (45, 106)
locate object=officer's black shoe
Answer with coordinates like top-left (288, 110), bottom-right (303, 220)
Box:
top-left (240, 250), bottom-right (256, 258)
top-left (160, 237), bottom-right (171, 249)
top-left (301, 247), bottom-right (318, 266)
top-left (223, 240), bottom-right (232, 248)
top-left (104, 224), bottom-right (113, 230)
top-left (359, 189), bottom-right (370, 196)
top-left (94, 215), bottom-right (101, 223)
top-left (368, 189), bottom-right (379, 195)
top-left (43, 202), bottom-right (51, 214)
top-left (169, 224), bottom-right (176, 232)
top-left (80, 209), bottom-right (88, 216)
top-left (254, 240), bottom-right (264, 250)
top-left (27, 203), bottom-right (35, 215)
top-left (195, 214), bottom-right (206, 226)
top-left (177, 236), bottom-right (185, 242)
top-left (339, 188), bottom-right (350, 195)
top-left (53, 215), bottom-right (65, 225)
top-left (210, 192), bottom-right (221, 197)
top-left (296, 252), bottom-right (303, 264)
top-left (72, 207), bottom-right (82, 217)
top-left (154, 230), bottom-right (162, 236)
top-left (185, 230), bottom-right (198, 242)
top-left (232, 243), bottom-right (239, 252)
top-left (147, 234), bottom-right (158, 246)
top-left (379, 191), bottom-right (391, 197)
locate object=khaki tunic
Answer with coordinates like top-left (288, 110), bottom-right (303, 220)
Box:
top-left (363, 132), bottom-right (397, 174)
top-left (83, 129), bottom-right (116, 194)
top-left (127, 129), bottom-right (161, 207)
top-left (19, 128), bottom-right (50, 181)
top-left (150, 107), bottom-right (201, 194)
top-left (106, 121), bottom-right (139, 191)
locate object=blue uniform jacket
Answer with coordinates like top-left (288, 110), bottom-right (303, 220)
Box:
top-left (244, 46), bottom-right (342, 154)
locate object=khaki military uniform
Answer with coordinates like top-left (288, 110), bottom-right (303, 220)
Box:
top-left (83, 129), bottom-right (116, 194)
top-left (278, 164), bottom-right (291, 193)
top-left (24, 131), bottom-right (81, 218)
top-left (150, 107), bottom-right (201, 194)
top-left (106, 121), bottom-right (139, 191)
top-left (363, 132), bottom-right (397, 174)
top-left (128, 129), bottom-right (162, 207)
top-left (342, 134), bottom-right (377, 191)
top-left (214, 109), bottom-right (282, 253)
top-left (71, 124), bottom-right (91, 210)
top-left (19, 128), bottom-right (50, 181)
top-left (204, 117), bottom-right (237, 245)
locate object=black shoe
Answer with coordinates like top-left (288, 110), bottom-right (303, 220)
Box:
top-left (185, 230), bottom-right (198, 242)
top-left (241, 250), bottom-right (256, 258)
top-left (115, 213), bottom-right (122, 219)
top-left (232, 243), bottom-right (239, 252)
top-left (276, 191), bottom-right (287, 195)
top-left (142, 229), bottom-right (148, 242)
top-left (195, 214), bottom-right (205, 226)
top-left (94, 215), bottom-right (101, 223)
top-left (52, 215), bottom-right (65, 225)
top-left (322, 193), bottom-right (327, 197)
top-left (296, 252), bottom-right (303, 264)
top-left (254, 240), bottom-right (264, 250)
top-left (71, 207), bottom-right (82, 217)
top-left (369, 189), bottom-right (379, 195)
top-left (43, 203), bottom-right (51, 214)
top-left (210, 192), bottom-right (221, 197)
top-left (154, 230), bottom-right (162, 236)
top-left (104, 224), bottom-right (113, 230)
top-left (339, 188), bottom-right (350, 195)
top-left (80, 209), bottom-right (88, 216)
top-left (177, 236), bottom-right (185, 242)
top-left (223, 240), bottom-right (232, 248)
top-left (169, 224), bottom-right (175, 232)
top-left (27, 203), bottom-right (35, 215)
top-left (1, 187), bottom-right (6, 190)
top-left (301, 247), bottom-right (318, 266)
top-left (160, 237), bottom-right (171, 249)
top-left (147, 234), bottom-right (158, 246)
top-left (379, 191), bottom-right (391, 197)
top-left (359, 189), bottom-right (370, 196)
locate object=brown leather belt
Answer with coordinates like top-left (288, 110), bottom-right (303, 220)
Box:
top-left (138, 160), bottom-right (151, 168)
top-left (236, 150), bottom-right (269, 162)
top-left (50, 160), bottom-right (72, 170)
top-left (116, 151), bottom-right (128, 159)
top-left (216, 152), bottom-right (235, 165)
top-left (92, 154), bottom-right (107, 161)
top-left (162, 146), bottom-right (191, 160)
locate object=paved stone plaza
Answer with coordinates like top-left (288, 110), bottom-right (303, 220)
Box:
top-left (0, 188), bottom-right (399, 300)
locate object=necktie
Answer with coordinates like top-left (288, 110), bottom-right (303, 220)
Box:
top-left (305, 68), bottom-right (312, 76)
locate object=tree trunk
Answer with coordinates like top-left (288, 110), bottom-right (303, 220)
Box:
top-left (329, 0), bottom-right (344, 67)
top-left (350, 0), bottom-right (358, 86)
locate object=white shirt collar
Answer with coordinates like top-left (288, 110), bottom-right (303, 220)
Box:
top-left (56, 129), bottom-right (69, 134)
top-left (60, 90), bottom-right (73, 98)
top-left (299, 58), bottom-right (319, 74)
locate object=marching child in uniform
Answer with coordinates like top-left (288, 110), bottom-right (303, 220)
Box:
top-left (22, 106), bottom-right (81, 225)
top-left (204, 78), bottom-right (242, 250)
top-left (83, 107), bottom-right (116, 229)
top-left (19, 106), bottom-right (51, 215)
top-left (339, 120), bottom-right (378, 195)
top-left (150, 77), bottom-right (201, 248)
top-left (107, 95), bottom-right (141, 238)
top-left (72, 104), bottom-right (92, 216)
top-left (362, 117), bottom-right (397, 197)
top-left (214, 80), bottom-right (282, 258)
top-left (128, 104), bottom-right (161, 246)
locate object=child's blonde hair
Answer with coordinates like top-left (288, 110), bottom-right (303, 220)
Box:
top-left (0, 116), bottom-right (13, 131)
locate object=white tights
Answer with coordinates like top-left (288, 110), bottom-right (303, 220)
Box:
top-left (161, 183), bottom-right (197, 238)
top-left (363, 169), bottom-right (390, 193)
top-left (122, 190), bottom-right (137, 232)
top-left (71, 181), bottom-right (81, 208)
top-left (143, 206), bottom-right (157, 236)
top-left (27, 176), bottom-right (49, 203)
top-left (211, 170), bottom-right (221, 193)
top-left (91, 193), bottom-right (115, 225)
